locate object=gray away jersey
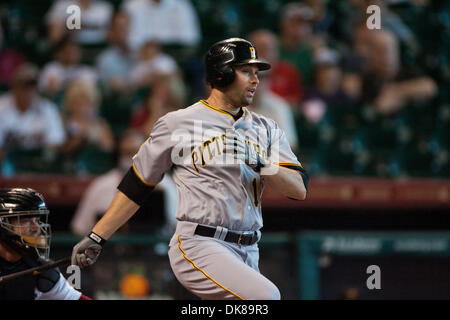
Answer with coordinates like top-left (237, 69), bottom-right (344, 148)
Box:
top-left (132, 100), bottom-right (303, 231)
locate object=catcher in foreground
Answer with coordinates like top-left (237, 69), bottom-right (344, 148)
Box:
top-left (0, 188), bottom-right (90, 300)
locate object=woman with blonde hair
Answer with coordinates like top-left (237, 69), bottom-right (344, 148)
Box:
top-left (61, 80), bottom-right (114, 158)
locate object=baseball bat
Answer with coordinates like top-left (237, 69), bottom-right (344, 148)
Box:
top-left (0, 257), bottom-right (72, 285)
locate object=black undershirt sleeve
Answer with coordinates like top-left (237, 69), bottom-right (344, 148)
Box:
top-left (117, 167), bottom-right (155, 206)
top-left (278, 164), bottom-right (309, 197)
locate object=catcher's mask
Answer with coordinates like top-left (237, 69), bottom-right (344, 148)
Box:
top-left (205, 37), bottom-right (271, 88)
top-left (0, 188), bottom-right (51, 260)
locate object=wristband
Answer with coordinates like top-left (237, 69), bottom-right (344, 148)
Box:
top-left (88, 232), bottom-right (107, 246)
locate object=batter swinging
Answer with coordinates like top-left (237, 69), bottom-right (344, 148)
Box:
top-left (71, 38), bottom-right (309, 300)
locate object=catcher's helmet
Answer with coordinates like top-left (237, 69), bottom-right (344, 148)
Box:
top-left (0, 188), bottom-right (51, 260)
top-left (205, 38), bottom-right (271, 88)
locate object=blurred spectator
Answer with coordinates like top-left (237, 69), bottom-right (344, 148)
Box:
top-left (70, 129), bottom-right (178, 235)
top-left (340, 54), bottom-right (365, 105)
top-left (349, 0), bottom-right (419, 53)
top-left (0, 25), bottom-right (26, 89)
top-left (46, 0), bottom-right (114, 46)
top-left (129, 40), bottom-right (178, 89)
top-left (249, 74), bottom-right (299, 153)
top-left (60, 80), bottom-right (114, 157)
top-left (96, 11), bottom-right (133, 94)
top-left (304, 0), bottom-right (336, 36)
top-left (248, 29), bottom-right (304, 108)
top-left (129, 75), bottom-right (178, 136)
top-left (38, 35), bottom-right (98, 99)
top-left (0, 64), bottom-right (66, 161)
top-left (302, 47), bottom-right (354, 124)
top-left (278, 2), bottom-right (315, 86)
top-left (121, 0), bottom-right (201, 51)
top-left (352, 26), bottom-right (437, 115)
top-left (129, 39), bottom-right (186, 105)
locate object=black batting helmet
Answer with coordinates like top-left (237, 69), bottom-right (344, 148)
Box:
top-left (0, 188), bottom-right (51, 260)
top-left (205, 37), bottom-right (271, 88)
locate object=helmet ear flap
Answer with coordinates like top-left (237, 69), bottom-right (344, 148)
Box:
top-left (214, 64), bottom-right (235, 88)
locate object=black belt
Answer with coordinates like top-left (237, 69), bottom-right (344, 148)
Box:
top-left (194, 225), bottom-right (258, 246)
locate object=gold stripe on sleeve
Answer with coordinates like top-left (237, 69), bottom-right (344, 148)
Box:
top-left (275, 162), bottom-right (304, 169)
top-left (132, 162), bottom-right (157, 187)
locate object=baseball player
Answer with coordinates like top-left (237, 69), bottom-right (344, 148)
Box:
top-left (0, 188), bottom-right (90, 300)
top-left (71, 38), bottom-right (308, 300)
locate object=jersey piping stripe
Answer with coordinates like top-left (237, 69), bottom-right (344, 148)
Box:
top-left (177, 235), bottom-right (245, 300)
top-left (199, 100), bottom-right (245, 122)
top-left (138, 136), bottom-right (152, 153)
top-left (275, 162), bottom-right (304, 169)
top-left (132, 163), bottom-right (157, 187)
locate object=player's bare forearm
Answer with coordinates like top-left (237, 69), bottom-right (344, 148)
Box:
top-left (261, 165), bottom-right (307, 200)
top-left (91, 191), bottom-right (140, 239)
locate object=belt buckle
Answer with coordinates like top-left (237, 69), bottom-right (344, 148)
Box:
top-left (238, 231), bottom-right (254, 246)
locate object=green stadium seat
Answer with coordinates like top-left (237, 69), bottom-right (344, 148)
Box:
top-left (428, 125), bottom-right (450, 177)
top-left (315, 105), bottom-right (362, 148)
top-left (351, 118), bottom-right (398, 151)
top-left (99, 90), bottom-right (135, 136)
top-left (353, 148), bottom-right (395, 177)
top-left (388, 146), bottom-right (434, 178)
top-left (308, 143), bottom-right (356, 176)
top-left (295, 113), bottom-right (320, 153)
top-left (73, 147), bottom-right (115, 175)
top-left (2, 148), bottom-right (65, 175)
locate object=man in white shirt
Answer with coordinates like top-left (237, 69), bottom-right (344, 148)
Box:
top-left (96, 11), bottom-right (133, 93)
top-left (129, 40), bottom-right (179, 89)
top-left (0, 64), bottom-right (66, 164)
top-left (46, 0), bottom-right (114, 45)
top-left (38, 35), bottom-right (98, 98)
top-left (122, 0), bottom-right (201, 52)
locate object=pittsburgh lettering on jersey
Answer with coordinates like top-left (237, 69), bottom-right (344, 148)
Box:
top-left (191, 134), bottom-right (267, 173)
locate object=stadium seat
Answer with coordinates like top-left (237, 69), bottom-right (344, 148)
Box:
top-left (308, 143), bottom-right (356, 176)
top-left (2, 148), bottom-right (65, 175)
top-left (99, 90), bottom-right (135, 136)
top-left (428, 125), bottom-right (450, 177)
top-left (72, 147), bottom-right (115, 175)
top-left (388, 146), bottom-right (435, 177)
top-left (295, 112), bottom-right (320, 154)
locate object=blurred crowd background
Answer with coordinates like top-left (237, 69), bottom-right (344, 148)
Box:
top-left (0, 0), bottom-right (448, 178)
top-left (0, 0), bottom-right (449, 300)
